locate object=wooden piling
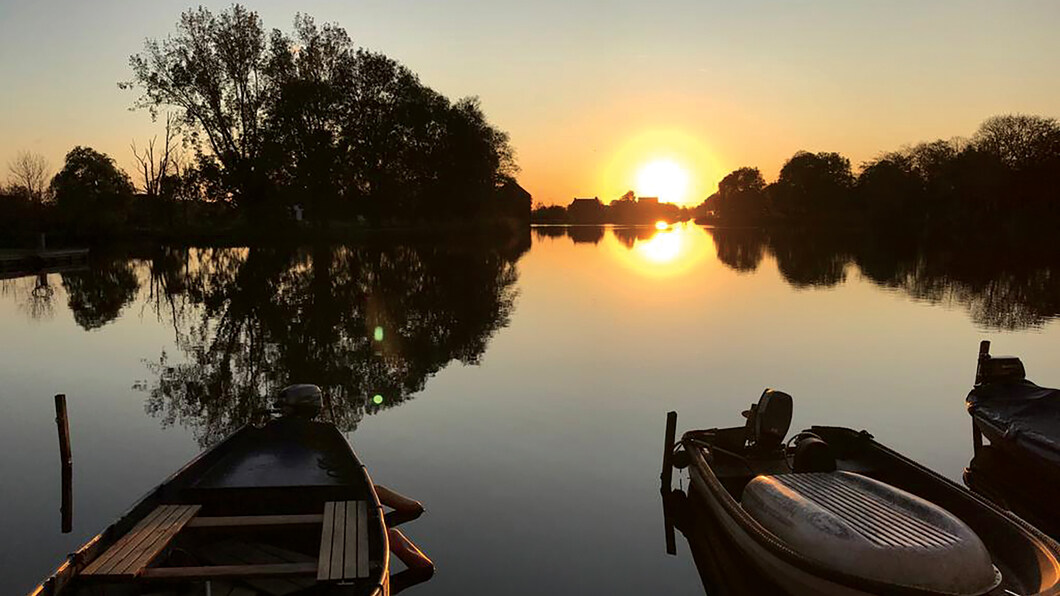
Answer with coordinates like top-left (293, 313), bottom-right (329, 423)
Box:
top-left (975, 340), bottom-right (991, 385)
top-left (661, 411), bottom-right (677, 490)
top-left (54, 394), bottom-right (72, 533)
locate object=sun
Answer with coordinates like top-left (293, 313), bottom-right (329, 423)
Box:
top-left (636, 159), bottom-right (690, 204)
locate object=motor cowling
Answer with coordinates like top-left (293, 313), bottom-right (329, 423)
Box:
top-left (792, 434), bottom-right (837, 473)
top-left (276, 384), bottom-right (323, 418)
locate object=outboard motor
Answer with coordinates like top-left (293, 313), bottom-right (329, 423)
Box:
top-left (975, 341), bottom-right (1025, 385)
top-left (744, 389), bottom-right (793, 454)
top-left (276, 384), bottom-right (323, 419)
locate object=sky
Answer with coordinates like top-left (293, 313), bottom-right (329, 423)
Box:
top-left (2, 0), bottom-right (1060, 206)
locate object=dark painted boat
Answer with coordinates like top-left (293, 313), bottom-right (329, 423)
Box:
top-left (30, 385), bottom-right (429, 596)
top-left (965, 443), bottom-right (1060, 541)
top-left (664, 390), bottom-right (1060, 596)
top-left (969, 341), bottom-right (1060, 486)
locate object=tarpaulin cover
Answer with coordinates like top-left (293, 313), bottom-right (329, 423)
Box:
top-left (968, 380), bottom-right (1060, 466)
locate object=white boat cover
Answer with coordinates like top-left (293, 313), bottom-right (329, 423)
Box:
top-left (742, 471), bottom-right (999, 595)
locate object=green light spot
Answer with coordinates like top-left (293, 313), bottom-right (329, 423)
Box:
top-left (372, 394), bottom-right (384, 405)
top-left (373, 326), bottom-right (384, 342)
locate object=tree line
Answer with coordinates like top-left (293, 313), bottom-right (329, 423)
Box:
top-left (1, 5), bottom-right (526, 243)
top-left (701, 114), bottom-right (1060, 239)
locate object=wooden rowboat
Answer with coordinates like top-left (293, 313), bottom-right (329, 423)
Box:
top-left (30, 385), bottom-right (432, 596)
top-left (663, 390), bottom-right (1060, 596)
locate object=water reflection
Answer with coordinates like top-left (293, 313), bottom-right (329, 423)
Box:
top-left (0, 272), bottom-right (58, 320)
top-left (536, 224), bottom-right (1060, 329)
top-left (566, 225), bottom-right (606, 245)
top-left (610, 223), bottom-right (708, 277)
top-left (61, 259), bottom-right (140, 330)
top-left (703, 226), bottom-right (1060, 330)
top-left (0, 239), bottom-right (517, 446)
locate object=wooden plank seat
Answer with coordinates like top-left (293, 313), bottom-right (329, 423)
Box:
top-left (317, 501), bottom-right (370, 582)
top-left (82, 504), bottom-right (201, 578)
top-left (187, 514), bottom-right (324, 529)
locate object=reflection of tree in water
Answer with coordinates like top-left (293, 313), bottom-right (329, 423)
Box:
top-left (62, 258), bottom-right (141, 330)
top-left (767, 229), bottom-right (853, 288)
top-left (566, 226), bottom-right (605, 245)
top-left (532, 226), bottom-right (566, 241)
top-left (144, 240), bottom-right (527, 446)
top-left (703, 227), bottom-right (1060, 330)
top-left (857, 241), bottom-right (1060, 330)
top-left (1, 273), bottom-right (58, 320)
top-left (611, 226), bottom-right (656, 249)
top-left (708, 228), bottom-right (766, 273)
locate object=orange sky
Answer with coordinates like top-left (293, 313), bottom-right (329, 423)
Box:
top-left (3, 1), bottom-right (1060, 207)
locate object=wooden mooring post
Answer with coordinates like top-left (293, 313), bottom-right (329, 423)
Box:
top-left (661, 411), bottom-right (677, 491)
top-left (54, 394), bottom-right (72, 533)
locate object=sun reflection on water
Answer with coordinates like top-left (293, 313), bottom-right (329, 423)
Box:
top-left (639, 228), bottom-right (682, 263)
top-left (610, 223), bottom-right (709, 277)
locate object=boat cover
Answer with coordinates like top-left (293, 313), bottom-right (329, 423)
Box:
top-left (742, 471), bottom-right (999, 595)
top-left (968, 380), bottom-right (1060, 465)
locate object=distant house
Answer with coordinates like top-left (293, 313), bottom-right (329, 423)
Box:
top-left (495, 178), bottom-right (532, 220)
top-left (637, 196), bottom-right (659, 206)
top-left (567, 197), bottom-right (605, 222)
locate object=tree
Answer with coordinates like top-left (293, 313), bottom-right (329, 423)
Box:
top-left (856, 154), bottom-right (924, 222)
top-left (716, 167), bottom-right (767, 221)
top-left (131, 113), bottom-right (185, 199)
top-left (124, 6), bottom-right (518, 223)
top-left (123, 5), bottom-right (271, 205)
top-left (8, 151), bottom-right (50, 204)
top-left (974, 114), bottom-right (1060, 170)
top-left (51, 146), bottom-right (135, 233)
top-left (771, 151), bottom-right (854, 217)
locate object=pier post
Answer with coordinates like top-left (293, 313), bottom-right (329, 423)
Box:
top-left (661, 411), bottom-right (677, 490)
top-left (54, 394), bottom-right (72, 533)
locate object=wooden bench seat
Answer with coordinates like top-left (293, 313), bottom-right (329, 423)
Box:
top-left (82, 504), bottom-right (201, 578)
top-left (317, 501), bottom-right (369, 582)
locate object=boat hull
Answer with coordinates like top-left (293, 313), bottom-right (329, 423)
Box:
top-left (680, 425), bottom-right (1060, 596)
top-left (30, 417), bottom-right (390, 596)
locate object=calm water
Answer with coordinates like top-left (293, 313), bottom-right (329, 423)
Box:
top-left (2, 224), bottom-right (1059, 594)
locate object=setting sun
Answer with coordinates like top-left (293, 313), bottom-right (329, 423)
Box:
top-left (636, 159), bottom-right (690, 205)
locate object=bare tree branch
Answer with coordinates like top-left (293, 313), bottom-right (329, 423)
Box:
top-left (8, 151), bottom-right (50, 204)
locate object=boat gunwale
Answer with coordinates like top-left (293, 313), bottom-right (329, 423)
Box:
top-left (681, 424), bottom-right (1060, 596)
top-left (28, 420), bottom-right (392, 596)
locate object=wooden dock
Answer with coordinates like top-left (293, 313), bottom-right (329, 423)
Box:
top-left (0, 248), bottom-right (89, 279)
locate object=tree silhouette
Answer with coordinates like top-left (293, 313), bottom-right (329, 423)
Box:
top-left (124, 5), bottom-right (270, 206)
top-left (771, 151), bottom-right (854, 218)
top-left (7, 151), bottom-right (50, 204)
top-left (716, 167), bottom-right (767, 221)
top-left (51, 147), bottom-right (135, 235)
top-left (124, 6), bottom-right (518, 222)
top-left (973, 114), bottom-right (1060, 170)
